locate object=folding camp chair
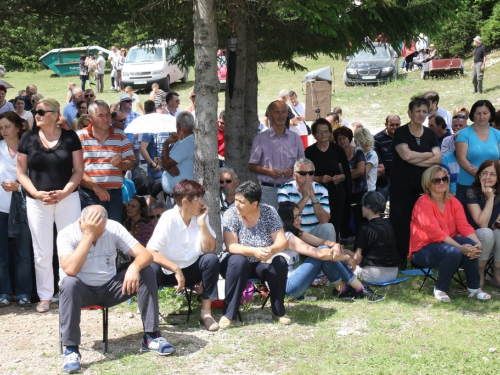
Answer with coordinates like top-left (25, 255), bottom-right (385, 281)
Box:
top-left (411, 261), bottom-right (466, 291)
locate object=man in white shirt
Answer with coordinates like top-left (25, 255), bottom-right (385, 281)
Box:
top-left (58, 206), bottom-right (175, 373)
top-left (108, 45), bottom-right (119, 90)
top-left (288, 90), bottom-right (309, 147)
top-left (422, 91), bottom-right (452, 131)
top-left (95, 51), bottom-right (106, 93)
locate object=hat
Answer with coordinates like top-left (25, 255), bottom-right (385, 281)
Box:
top-left (119, 94), bottom-right (135, 103)
top-left (474, 36), bottom-right (482, 44)
top-left (98, 51), bottom-right (103, 55)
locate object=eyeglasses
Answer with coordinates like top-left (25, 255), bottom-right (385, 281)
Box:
top-left (115, 119), bottom-right (126, 122)
top-left (149, 214), bottom-right (162, 219)
top-left (293, 214), bottom-right (302, 220)
top-left (316, 130), bottom-right (331, 135)
top-left (220, 179), bottom-right (232, 184)
top-left (85, 94), bottom-right (95, 98)
top-left (431, 176), bottom-right (449, 185)
top-left (80, 107), bottom-right (87, 110)
top-left (35, 109), bottom-right (55, 116)
top-left (122, 100), bottom-right (132, 103)
top-left (453, 114), bottom-right (467, 119)
top-left (296, 171), bottom-right (315, 176)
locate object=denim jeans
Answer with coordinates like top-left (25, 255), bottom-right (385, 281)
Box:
top-left (412, 236), bottom-right (480, 293)
top-left (286, 254), bottom-right (356, 299)
top-left (0, 211), bottom-right (32, 302)
top-left (79, 187), bottom-right (123, 222)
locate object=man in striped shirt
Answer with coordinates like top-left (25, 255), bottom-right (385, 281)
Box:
top-left (78, 100), bottom-right (135, 222)
top-left (277, 158), bottom-right (336, 242)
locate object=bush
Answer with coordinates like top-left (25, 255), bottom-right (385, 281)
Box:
top-left (481, 2), bottom-right (500, 48)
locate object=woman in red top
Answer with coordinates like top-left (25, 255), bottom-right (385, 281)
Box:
top-left (409, 165), bottom-right (490, 302)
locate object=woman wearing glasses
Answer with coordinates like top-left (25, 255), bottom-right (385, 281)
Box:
top-left (146, 180), bottom-right (219, 331)
top-left (277, 201), bottom-right (384, 302)
top-left (17, 98), bottom-right (83, 313)
top-left (410, 165), bottom-right (489, 302)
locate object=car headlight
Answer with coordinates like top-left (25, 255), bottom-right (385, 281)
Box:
top-left (151, 70), bottom-right (164, 75)
top-left (382, 67), bottom-right (394, 72)
top-left (346, 68), bottom-right (357, 74)
top-left (122, 72), bottom-right (130, 77)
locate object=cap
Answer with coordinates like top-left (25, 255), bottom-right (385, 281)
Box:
top-left (474, 36), bottom-right (482, 44)
top-left (119, 93), bottom-right (135, 102)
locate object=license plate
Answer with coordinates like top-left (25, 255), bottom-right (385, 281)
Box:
top-left (361, 75), bottom-right (376, 80)
top-left (134, 80), bottom-right (147, 84)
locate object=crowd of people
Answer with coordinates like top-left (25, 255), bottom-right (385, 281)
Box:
top-left (1, 75), bottom-right (499, 373)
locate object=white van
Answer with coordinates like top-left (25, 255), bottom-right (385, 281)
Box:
top-left (121, 39), bottom-right (189, 91)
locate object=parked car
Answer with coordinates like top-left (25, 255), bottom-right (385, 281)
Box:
top-left (217, 50), bottom-right (227, 90)
top-left (121, 39), bottom-right (189, 92)
top-left (343, 43), bottom-right (398, 86)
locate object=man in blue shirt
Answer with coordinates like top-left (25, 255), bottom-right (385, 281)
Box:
top-left (63, 88), bottom-right (84, 124)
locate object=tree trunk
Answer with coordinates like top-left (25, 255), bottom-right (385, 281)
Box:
top-left (193, 0), bottom-right (221, 252)
top-left (224, 7), bottom-right (248, 181)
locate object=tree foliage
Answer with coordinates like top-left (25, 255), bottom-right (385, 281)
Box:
top-left (481, 2), bottom-right (500, 48)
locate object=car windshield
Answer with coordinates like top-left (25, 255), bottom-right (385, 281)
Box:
top-left (353, 47), bottom-right (391, 60)
top-left (126, 47), bottom-right (163, 63)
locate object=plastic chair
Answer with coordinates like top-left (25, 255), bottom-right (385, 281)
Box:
top-left (59, 305), bottom-right (108, 354)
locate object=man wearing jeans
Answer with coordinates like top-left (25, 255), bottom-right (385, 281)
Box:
top-left (58, 205), bottom-right (175, 373)
top-left (249, 100), bottom-right (304, 208)
top-left (77, 100), bottom-right (135, 222)
top-left (472, 36), bottom-right (487, 94)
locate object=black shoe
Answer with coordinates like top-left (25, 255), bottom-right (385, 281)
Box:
top-left (334, 286), bottom-right (357, 301)
top-left (356, 285), bottom-right (385, 303)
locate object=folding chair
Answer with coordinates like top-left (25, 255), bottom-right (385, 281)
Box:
top-left (411, 261), bottom-right (466, 292)
top-left (59, 305), bottom-right (108, 354)
top-left (484, 256), bottom-right (494, 280)
top-left (236, 278), bottom-right (270, 323)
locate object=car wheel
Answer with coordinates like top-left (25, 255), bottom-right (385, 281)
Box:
top-left (343, 72), bottom-right (353, 87)
top-left (164, 76), bottom-right (171, 92)
top-left (181, 68), bottom-right (189, 83)
top-left (421, 70), bottom-right (429, 80)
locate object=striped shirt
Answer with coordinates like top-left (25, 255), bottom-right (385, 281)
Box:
top-left (277, 181), bottom-right (330, 232)
top-left (78, 124), bottom-right (135, 189)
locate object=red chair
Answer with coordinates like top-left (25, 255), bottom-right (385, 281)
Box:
top-left (59, 305), bottom-right (109, 354)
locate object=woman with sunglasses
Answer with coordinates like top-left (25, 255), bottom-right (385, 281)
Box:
top-left (410, 165), bottom-right (489, 302)
top-left (465, 160), bottom-right (500, 288)
top-left (17, 98), bottom-right (84, 313)
top-left (277, 201), bottom-right (384, 302)
top-left (14, 96), bottom-right (33, 129)
top-left (124, 195), bottom-right (154, 247)
top-left (456, 100), bottom-right (499, 203)
top-left (146, 180), bottom-right (219, 331)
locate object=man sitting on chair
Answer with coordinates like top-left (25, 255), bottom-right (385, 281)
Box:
top-left (57, 205), bottom-right (175, 374)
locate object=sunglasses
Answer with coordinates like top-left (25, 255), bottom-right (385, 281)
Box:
top-left (296, 171), bottom-right (315, 176)
top-left (122, 100), bottom-right (132, 103)
top-left (431, 176), bottom-right (449, 185)
top-left (220, 179), bottom-right (232, 184)
top-left (85, 94), bottom-right (95, 98)
top-left (149, 214), bottom-right (162, 219)
top-left (453, 114), bottom-right (467, 119)
top-left (35, 109), bottom-right (55, 116)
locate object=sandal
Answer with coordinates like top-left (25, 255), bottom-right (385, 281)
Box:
top-left (434, 288), bottom-right (451, 303)
top-left (36, 300), bottom-right (51, 313)
top-left (468, 288), bottom-right (491, 300)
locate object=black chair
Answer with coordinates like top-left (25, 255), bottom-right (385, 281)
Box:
top-left (411, 261), bottom-right (466, 292)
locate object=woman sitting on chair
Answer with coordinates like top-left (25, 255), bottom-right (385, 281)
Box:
top-left (465, 160), bottom-right (500, 288)
top-left (277, 201), bottom-right (384, 302)
top-left (146, 180), bottom-right (220, 331)
top-left (220, 181), bottom-right (289, 328)
top-left (410, 165), bottom-right (490, 302)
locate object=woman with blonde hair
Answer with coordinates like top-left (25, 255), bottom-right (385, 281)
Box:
top-left (73, 114), bottom-right (90, 131)
top-left (355, 127), bottom-right (378, 191)
top-left (66, 82), bottom-right (77, 104)
top-left (17, 98), bottom-right (84, 312)
top-left (409, 165), bottom-right (489, 302)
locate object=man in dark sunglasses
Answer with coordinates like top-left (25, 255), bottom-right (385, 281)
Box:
top-left (277, 158), bottom-right (336, 242)
top-left (111, 111), bottom-right (127, 130)
top-left (220, 166), bottom-right (240, 208)
top-left (84, 89), bottom-right (96, 105)
top-left (148, 202), bottom-right (166, 228)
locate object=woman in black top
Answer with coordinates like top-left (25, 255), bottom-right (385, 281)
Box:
top-left (352, 191), bottom-right (399, 283)
top-left (390, 96), bottom-right (441, 269)
top-left (305, 118), bottom-right (350, 238)
top-left (17, 98), bottom-right (83, 313)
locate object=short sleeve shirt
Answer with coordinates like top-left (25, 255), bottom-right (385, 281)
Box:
top-left (357, 217), bottom-right (399, 268)
top-left (373, 130), bottom-right (394, 178)
top-left (18, 127), bottom-right (82, 198)
top-left (391, 124), bottom-right (439, 188)
top-left (364, 149), bottom-right (378, 191)
top-left (57, 220), bottom-right (138, 286)
top-left (349, 146), bottom-right (367, 194)
top-left (223, 204), bottom-right (283, 262)
top-left (456, 126), bottom-right (500, 186)
top-left (161, 134), bottom-right (194, 194)
top-left (465, 186), bottom-right (500, 229)
top-left (147, 207), bottom-right (216, 274)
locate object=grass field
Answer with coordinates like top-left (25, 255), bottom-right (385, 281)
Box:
top-left (3, 53), bottom-right (500, 374)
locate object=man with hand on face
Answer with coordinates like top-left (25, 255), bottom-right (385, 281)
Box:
top-left (277, 158), bottom-right (336, 242)
top-left (249, 100), bottom-right (304, 208)
top-left (77, 100), bottom-right (135, 222)
top-left (58, 205), bottom-right (175, 373)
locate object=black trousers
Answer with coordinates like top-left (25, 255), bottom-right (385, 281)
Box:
top-left (390, 184), bottom-right (423, 266)
top-left (151, 253), bottom-right (219, 301)
top-left (220, 254), bottom-right (288, 320)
